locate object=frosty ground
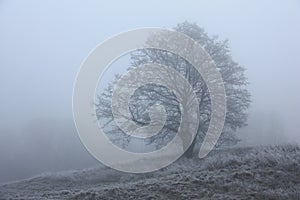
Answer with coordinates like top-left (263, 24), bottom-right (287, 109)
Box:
top-left (0, 145), bottom-right (299, 200)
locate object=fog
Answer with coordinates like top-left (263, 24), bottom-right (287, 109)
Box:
top-left (0, 0), bottom-right (299, 183)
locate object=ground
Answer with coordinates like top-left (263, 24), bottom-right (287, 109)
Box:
top-left (0, 145), bottom-right (299, 200)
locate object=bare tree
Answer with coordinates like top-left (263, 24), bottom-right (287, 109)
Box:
top-left (96, 22), bottom-right (251, 158)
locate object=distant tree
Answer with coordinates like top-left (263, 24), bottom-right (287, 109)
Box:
top-left (96, 22), bottom-right (251, 158)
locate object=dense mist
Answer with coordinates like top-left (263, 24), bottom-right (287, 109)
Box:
top-left (0, 0), bottom-right (299, 183)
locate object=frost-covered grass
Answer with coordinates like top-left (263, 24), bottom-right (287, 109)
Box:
top-left (0, 144), bottom-right (299, 199)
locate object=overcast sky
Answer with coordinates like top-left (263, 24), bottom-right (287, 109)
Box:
top-left (0, 0), bottom-right (300, 182)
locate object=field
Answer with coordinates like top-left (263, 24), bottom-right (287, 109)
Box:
top-left (1, 145), bottom-right (299, 200)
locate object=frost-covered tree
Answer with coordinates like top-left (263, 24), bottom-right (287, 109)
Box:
top-left (96, 22), bottom-right (251, 158)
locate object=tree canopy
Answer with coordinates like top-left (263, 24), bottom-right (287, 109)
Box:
top-left (96, 22), bottom-right (251, 158)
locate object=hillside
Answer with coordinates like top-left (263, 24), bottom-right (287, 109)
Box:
top-left (1, 145), bottom-right (299, 200)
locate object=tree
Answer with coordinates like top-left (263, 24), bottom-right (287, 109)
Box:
top-left (96, 22), bottom-right (251, 158)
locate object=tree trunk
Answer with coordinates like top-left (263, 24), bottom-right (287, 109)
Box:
top-left (183, 137), bottom-right (197, 158)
